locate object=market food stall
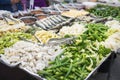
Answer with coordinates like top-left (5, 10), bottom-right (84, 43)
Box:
top-left (0, 1), bottom-right (120, 80)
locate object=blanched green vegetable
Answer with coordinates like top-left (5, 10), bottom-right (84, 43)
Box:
top-left (82, 23), bottom-right (109, 42)
top-left (88, 4), bottom-right (120, 20)
top-left (0, 32), bottom-right (32, 54)
top-left (38, 23), bottom-right (111, 80)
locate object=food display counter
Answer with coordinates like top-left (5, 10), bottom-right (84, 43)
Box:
top-left (0, 1), bottom-right (120, 80)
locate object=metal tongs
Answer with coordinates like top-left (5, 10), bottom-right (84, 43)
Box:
top-left (18, 36), bottom-right (43, 46)
top-left (2, 14), bottom-right (19, 25)
top-left (59, 3), bottom-right (70, 11)
top-left (53, 4), bottom-right (62, 13)
top-left (47, 36), bottom-right (76, 45)
top-left (53, 0), bottom-right (61, 4)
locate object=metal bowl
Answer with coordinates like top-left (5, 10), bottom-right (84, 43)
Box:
top-left (20, 16), bottom-right (37, 25)
top-left (31, 10), bottom-right (44, 15)
top-left (35, 14), bottom-right (48, 20)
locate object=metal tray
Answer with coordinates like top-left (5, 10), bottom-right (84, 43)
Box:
top-left (35, 15), bottom-right (75, 30)
top-left (0, 50), bottom-right (114, 80)
top-left (0, 58), bottom-right (42, 80)
top-left (20, 16), bottom-right (38, 25)
top-left (85, 52), bottom-right (113, 80)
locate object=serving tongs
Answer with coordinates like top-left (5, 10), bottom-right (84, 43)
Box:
top-left (69, 3), bottom-right (76, 9)
top-left (92, 17), bottom-right (113, 23)
top-left (59, 3), bottom-right (70, 11)
top-left (2, 14), bottom-right (19, 25)
top-left (53, 4), bottom-right (62, 13)
top-left (46, 36), bottom-right (76, 45)
top-left (18, 10), bottom-right (24, 16)
top-left (18, 36), bottom-right (43, 46)
top-left (18, 36), bottom-right (34, 43)
top-left (52, 0), bottom-right (61, 4)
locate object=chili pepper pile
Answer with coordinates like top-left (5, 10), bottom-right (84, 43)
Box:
top-left (88, 4), bottom-right (120, 20)
top-left (0, 32), bottom-right (32, 54)
top-left (82, 23), bottom-right (109, 42)
top-left (38, 23), bottom-right (111, 80)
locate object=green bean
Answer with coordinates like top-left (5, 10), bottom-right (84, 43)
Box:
top-left (88, 4), bottom-right (120, 19)
top-left (65, 63), bottom-right (73, 77)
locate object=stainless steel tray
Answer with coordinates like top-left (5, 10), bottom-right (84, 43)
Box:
top-left (85, 52), bottom-right (113, 80)
top-left (0, 51), bottom-right (113, 80)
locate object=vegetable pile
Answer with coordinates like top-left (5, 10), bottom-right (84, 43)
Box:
top-left (83, 23), bottom-right (109, 42)
top-left (35, 30), bottom-right (58, 44)
top-left (38, 23), bottom-right (111, 80)
top-left (58, 22), bottom-right (86, 37)
top-left (88, 4), bottom-right (120, 20)
top-left (0, 32), bottom-right (32, 54)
